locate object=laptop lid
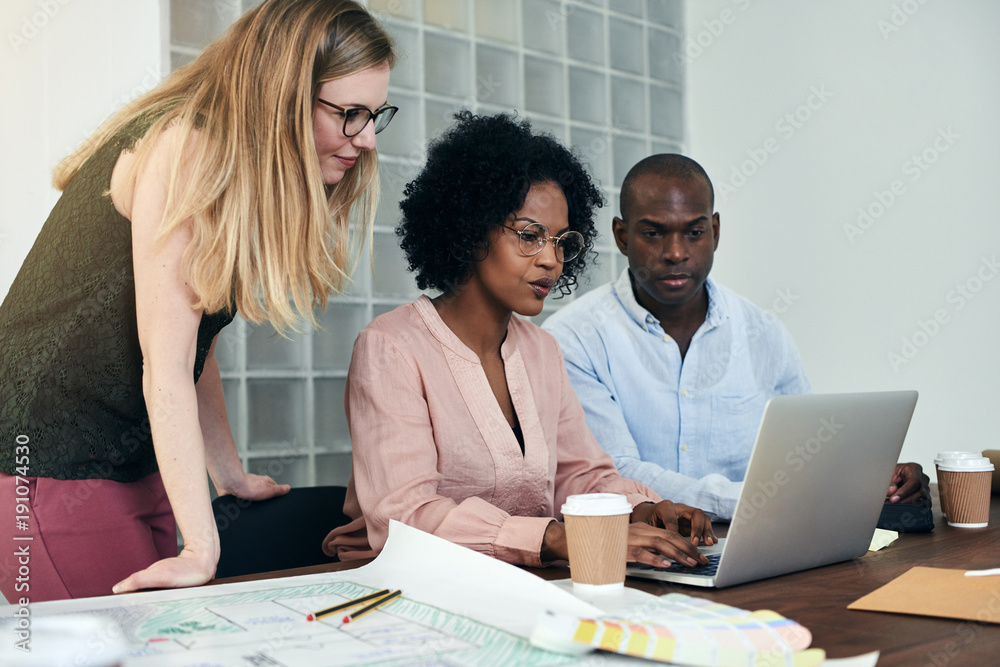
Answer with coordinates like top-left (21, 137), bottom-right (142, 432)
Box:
top-left (628, 390), bottom-right (918, 588)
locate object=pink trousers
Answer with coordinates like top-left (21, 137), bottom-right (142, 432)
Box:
top-left (0, 471), bottom-right (176, 602)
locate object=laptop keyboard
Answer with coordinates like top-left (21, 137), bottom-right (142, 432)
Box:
top-left (632, 553), bottom-right (721, 577)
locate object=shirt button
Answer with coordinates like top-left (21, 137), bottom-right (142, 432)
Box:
top-left (681, 444), bottom-right (689, 452)
top-left (682, 389), bottom-right (689, 397)
top-left (663, 335), bottom-right (671, 342)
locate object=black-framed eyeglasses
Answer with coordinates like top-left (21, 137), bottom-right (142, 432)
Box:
top-left (503, 221), bottom-right (586, 263)
top-left (316, 98), bottom-right (398, 137)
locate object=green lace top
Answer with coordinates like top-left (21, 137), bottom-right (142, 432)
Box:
top-left (0, 117), bottom-right (235, 482)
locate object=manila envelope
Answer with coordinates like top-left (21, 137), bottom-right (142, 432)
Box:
top-left (848, 566), bottom-right (1000, 624)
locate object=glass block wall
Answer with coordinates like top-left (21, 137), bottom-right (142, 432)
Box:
top-left (168, 0), bottom-right (685, 489)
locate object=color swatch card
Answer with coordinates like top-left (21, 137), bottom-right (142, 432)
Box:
top-left (531, 593), bottom-right (825, 667)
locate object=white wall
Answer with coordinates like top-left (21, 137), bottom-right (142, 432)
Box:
top-left (684, 1), bottom-right (1000, 478)
top-left (0, 0), bottom-right (164, 298)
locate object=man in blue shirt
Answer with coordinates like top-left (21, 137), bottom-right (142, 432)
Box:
top-left (544, 154), bottom-right (926, 520)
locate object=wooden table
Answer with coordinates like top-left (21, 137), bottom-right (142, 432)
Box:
top-left (217, 492), bottom-right (1000, 666)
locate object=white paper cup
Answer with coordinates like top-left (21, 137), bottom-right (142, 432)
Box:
top-left (561, 493), bottom-right (632, 594)
top-left (935, 451), bottom-right (982, 518)
top-left (938, 457), bottom-right (994, 528)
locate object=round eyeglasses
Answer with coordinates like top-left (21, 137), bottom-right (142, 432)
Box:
top-left (316, 98), bottom-right (398, 137)
top-left (503, 222), bottom-right (586, 263)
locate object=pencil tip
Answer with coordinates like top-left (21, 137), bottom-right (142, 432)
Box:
top-left (306, 614), bottom-right (315, 621)
top-left (342, 616), bottom-right (351, 624)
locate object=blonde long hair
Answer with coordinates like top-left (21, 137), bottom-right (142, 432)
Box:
top-left (53, 0), bottom-right (395, 332)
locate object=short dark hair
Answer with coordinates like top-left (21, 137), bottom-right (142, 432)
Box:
top-left (397, 111), bottom-right (604, 296)
top-left (619, 154), bottom-right (714, 219)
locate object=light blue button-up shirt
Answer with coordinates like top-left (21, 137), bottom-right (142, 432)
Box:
top-left (543, 269), bottom-right (811, 520)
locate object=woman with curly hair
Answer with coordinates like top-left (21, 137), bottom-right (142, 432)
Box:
top-left (0, 0), bottom-right (395, 601)
top-left (325, 112), bottom-right (715, 569)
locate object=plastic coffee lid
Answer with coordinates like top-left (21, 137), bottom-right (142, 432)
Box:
top-left (561, 493), bottom-right (632, 516)
top-left (938, 457), bottom-right (995, 472)
top-left (935, 451), bottom-right (981, 464)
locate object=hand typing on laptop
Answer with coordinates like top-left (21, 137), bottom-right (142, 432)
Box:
top-left (624, 391), bottom-right (920, 588)
top-left (630, 500), bottom-right (716, 546)
top-left (542, 500), bottom-right (714, 569)
top-left (630, 500), bottom-right (716, 568)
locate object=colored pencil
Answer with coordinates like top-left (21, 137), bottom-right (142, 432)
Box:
top-left (341, 589), bottom-right (402, 624)
top-left (306, 588), bottom-right (391, 621)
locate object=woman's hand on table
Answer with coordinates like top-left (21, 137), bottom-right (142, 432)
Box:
top-left (112, 543), bottom-right (218, 594)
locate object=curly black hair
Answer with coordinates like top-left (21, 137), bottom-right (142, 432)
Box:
top-left (397, 111), bottom-right (604, 297)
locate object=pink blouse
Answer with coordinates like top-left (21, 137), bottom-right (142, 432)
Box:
top-left (324, 296), bottom-right (660, 567)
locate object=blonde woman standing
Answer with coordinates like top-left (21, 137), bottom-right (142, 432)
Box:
top-left (0, 0), bottom-right (396, 601)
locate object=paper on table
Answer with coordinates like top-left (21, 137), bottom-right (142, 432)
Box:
top-left (348, 519), bottom-right (603, 638)
top-left (549, 576), bottom-right (658, 614)
top-left (0, 521), bottom-right (602, 666)
top-left (0, 615), bottom-right (126, 667)
top-left (848, 566), bottom-right (1000, 624)
top-left (868, 528), bottom-right (898, 551)
top-left (0, 520), bottom-right (597, 642)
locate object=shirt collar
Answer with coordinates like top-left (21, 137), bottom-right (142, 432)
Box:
top-left (612, 268), bottom-right (728, 333)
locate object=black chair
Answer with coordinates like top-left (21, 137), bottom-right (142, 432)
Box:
top-left (212, 486), bottom-right (350, 579)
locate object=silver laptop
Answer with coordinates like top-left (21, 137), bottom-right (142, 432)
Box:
top-left (626, 390), bottom-right (918, 588)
